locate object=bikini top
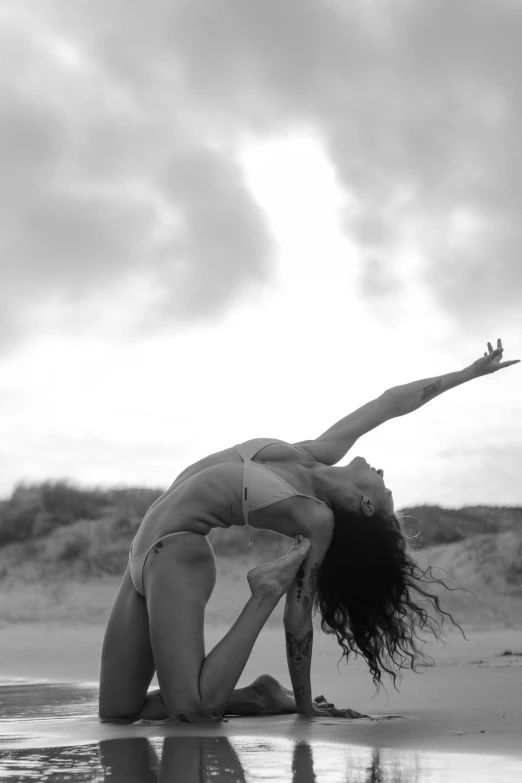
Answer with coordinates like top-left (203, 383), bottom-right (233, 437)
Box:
top-left (233, 438), bottom-right (326, 543)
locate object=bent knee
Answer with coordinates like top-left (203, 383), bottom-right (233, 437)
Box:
top-left (98, 696), bottom-right (142, 724)
top-left (164, 699), bottom-right (226, 723)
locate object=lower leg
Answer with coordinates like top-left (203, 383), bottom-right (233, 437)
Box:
top-left (137, 674), bottom-right (297, 720)
top-left (230, 674), bottom-right (297, 716)
top-left (144, 538), bottom-right (311, 722)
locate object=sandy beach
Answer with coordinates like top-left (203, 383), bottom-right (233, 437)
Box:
top-left (1, 620), bottom-right (522, 781)
top-left (1, 554), bottom-right (521, 781)
top-left (1, 618), bottom-right (522, 753)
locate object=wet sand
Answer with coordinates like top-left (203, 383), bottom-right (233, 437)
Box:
top-left (2, 701), bottom-right (522, 783)
top-left (1, 621), bottom-right (522, 780)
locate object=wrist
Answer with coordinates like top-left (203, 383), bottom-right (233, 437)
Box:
top-left (295, 695), bottom-right (314, 714)
top-left (461, 365), bottom-right (477, 381)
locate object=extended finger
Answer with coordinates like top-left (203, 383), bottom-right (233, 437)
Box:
top-left (497, 337), bottom-right (502, 350)
top-left (487, 341), bottom-right (493, 353)
top-left (497, 360), bottom-right (521, 369)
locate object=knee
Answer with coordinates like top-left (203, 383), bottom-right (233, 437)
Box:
top-left (98, 692), bottom-right (145, 724)
top-left (163, 696), bottom-right (225, 723)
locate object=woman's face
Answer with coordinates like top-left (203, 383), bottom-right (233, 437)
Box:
top-left (346, 456), bottom-right (395, 516)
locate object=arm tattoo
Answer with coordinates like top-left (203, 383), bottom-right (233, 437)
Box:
top-left (308, 564), bottom-right (319, 595)
top-left (295, 567), bottom-right (305, 603)
top-left (294, 563), bottom-right (319, 605)
top-left (420, 379), bottom-right (442, 403)
top-left (285, 630), bottom-right (313, 671)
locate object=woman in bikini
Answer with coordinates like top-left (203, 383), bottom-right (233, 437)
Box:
top-left (98, 339), bottom-right (518, 723)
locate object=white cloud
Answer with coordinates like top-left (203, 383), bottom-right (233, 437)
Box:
top-left (0, 0), bottom-right (521, 506)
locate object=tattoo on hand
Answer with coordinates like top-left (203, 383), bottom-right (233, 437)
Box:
top-left (286, 630), bottom-right (313, 670)
top-left (420, 379), bottom-right (442, 403)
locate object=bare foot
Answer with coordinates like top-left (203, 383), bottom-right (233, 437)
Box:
top-left (247, 537), bottom-right (311, 598)
top-left (251, 674), bottom-right (297, 714)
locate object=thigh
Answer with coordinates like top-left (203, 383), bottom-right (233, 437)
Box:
top-left (98, 564), bottom-right (156, 722)
top-left (144, 532), bottom-right (216, 718)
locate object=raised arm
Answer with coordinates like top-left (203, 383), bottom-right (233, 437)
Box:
top-left (294, 338), bottom-right (519, 465)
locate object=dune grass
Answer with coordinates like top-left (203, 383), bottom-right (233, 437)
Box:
top-left (0, 480), bottom-right (520, 627)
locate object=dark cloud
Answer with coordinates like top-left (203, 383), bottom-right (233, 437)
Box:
top-left (2, 0), bottom-right (521, 350)
top-left (0, 5), bottom-right (276, 351)
top-left (149, 143), bottom-right (275, 326)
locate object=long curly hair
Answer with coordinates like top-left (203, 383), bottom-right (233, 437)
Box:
top-left (314, 504), bottom-right (465, 691)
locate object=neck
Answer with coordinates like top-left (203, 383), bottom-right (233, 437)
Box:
top-left (309, 463), bottom-right (358, 512)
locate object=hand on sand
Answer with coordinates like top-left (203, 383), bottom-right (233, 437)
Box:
top-left (467, 338), bottom-right (520, 378)
top-left (301, 695), bottom-right (370, 719)
top-left (247, 535), bottom-right (311, 598)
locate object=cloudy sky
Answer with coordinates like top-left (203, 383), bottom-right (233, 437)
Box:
top-left (1, 0), bottom-right (521, 508)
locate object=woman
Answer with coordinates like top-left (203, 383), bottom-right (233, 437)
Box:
top-left (99, 339), bottom-right (518, 723)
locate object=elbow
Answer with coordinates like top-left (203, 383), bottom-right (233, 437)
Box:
top-left (283, 608), bottom-right (313, 631)
top-left (380, 389), bottom-right (407, 418)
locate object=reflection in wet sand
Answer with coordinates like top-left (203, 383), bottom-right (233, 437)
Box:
top-left (1, 683), bottom-right (522, 782)
top-left (2, 735), bottom-right (416, 783)
top-left (4, 735), bottom-right (522, 783)
top-left (99, 736), bottom-right (248, 783)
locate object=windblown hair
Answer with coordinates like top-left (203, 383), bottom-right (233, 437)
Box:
top-left (315, 505), bottom-right (464, 691)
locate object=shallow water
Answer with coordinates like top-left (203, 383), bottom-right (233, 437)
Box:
top-left (1, 681), bottom-right (522, 782)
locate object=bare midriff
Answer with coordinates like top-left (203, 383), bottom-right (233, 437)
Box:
top-left (131, 442), bottom-right (326, 554)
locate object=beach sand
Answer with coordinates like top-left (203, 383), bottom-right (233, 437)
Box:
top-left (1, 561), bottom-right (521, 781)
top-left (1, 619), bottom-right (522, 781)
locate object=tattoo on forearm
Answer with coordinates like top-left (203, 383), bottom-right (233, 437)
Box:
top-left (286, 630), bottom-right (313, 671)
top-left (295, 567), bottom-right (305, 602)
top-left (420, 379), bottom-right (442, 403)
top-left (308, 564), bottom-right (319, 595)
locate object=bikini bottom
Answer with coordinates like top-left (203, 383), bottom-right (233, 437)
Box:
top-left (128, 531), bottom-right (194, 597)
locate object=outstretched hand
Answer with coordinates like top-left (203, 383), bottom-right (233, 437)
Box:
top-left (466, 338), bottom-right (520, 378)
